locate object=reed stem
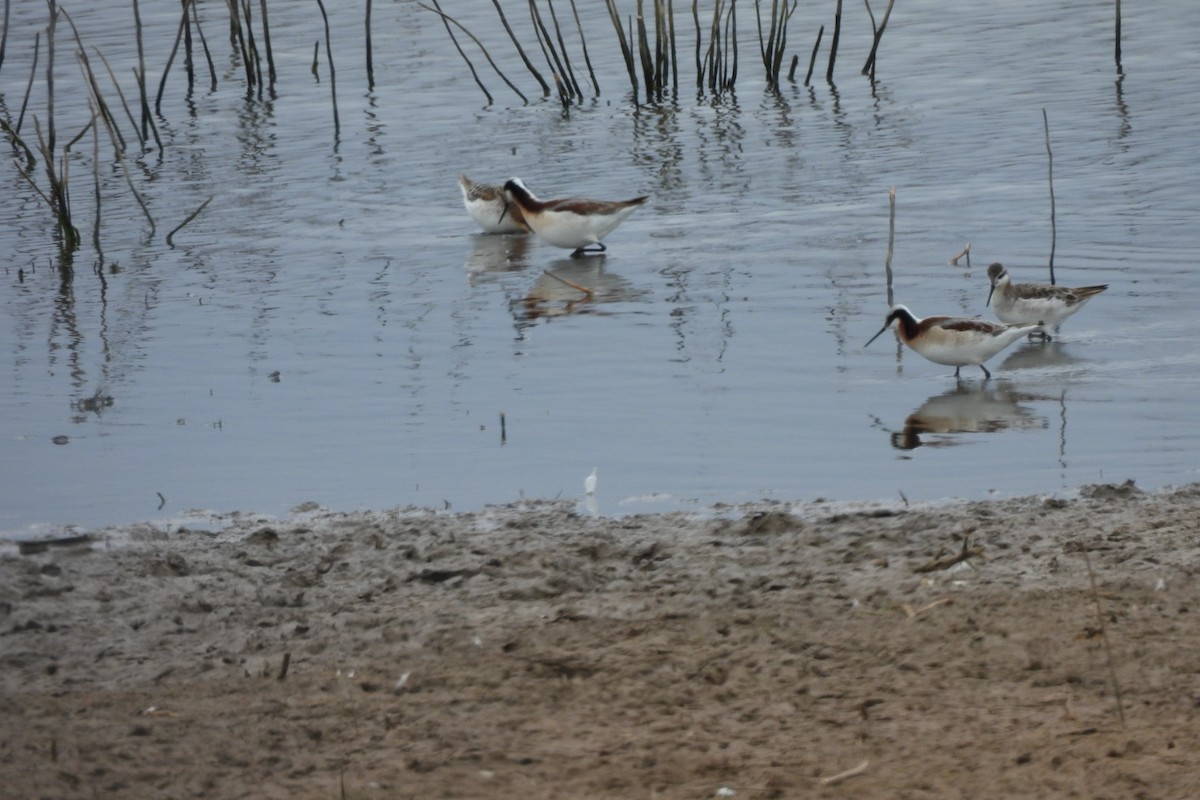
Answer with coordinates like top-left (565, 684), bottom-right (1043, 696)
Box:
top-left (315, 0), bottom-right (340, 136)
top-left (492, 0), bottom-right (551, 95)
top-left (1043, 108), bottom-right (1056, 285)
top-left (365, 0), bottom-right (375, 90)
top-left (826, 0), bottom-right (842, 83)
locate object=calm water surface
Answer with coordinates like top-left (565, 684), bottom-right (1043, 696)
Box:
top-left (3, 1), bottom-right (1199, 533)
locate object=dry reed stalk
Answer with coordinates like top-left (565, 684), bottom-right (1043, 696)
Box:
top-left (491, 0), bottom-right (551, 95)
top-left (15, 31), bottom-right (38, 133)
top-left (568, 0), bottom-right (600, 96)
top-left (1080, 547), bottom-right (1126, 727)
top-left (315, 0), bottom-right (340, 136)
top-left (156, 6), bottom-right (190, 116)
top-left (1043, 108), bottom-right (1056, 284)
top-left (240, 0), bottom-right (264, 97)
top-left (604, 0), bottom-right (639, 102)
top-left (90, 47), bottom-right (137, 151)
top-left (0, 0), bottom-right (10, 73)
top-left (1114, 0), bottom-right (1122, 71)
top-left (545, 0), bottom-right (583, 100)
top-left (132, 0), bottom-right (151, 141)
top-left (421, 2), bottom-right (527, 104)
top-left (166, 196), bottom-right (213, 247)
top-left (365, 0), bottom-right (375, 90)
top-left (826, 0), bottom-right (842, 83)
top-left (801, 23), bottom-right (820, 85)
top-left (861, 0), bottom-right (894, 79)
top-left (528, 0), bottom-right (574, 102)
top-left (258, 0), bottom-right (276, 88)
top-left (191, 1), bottom-right (217, 91)
top-left (89, 106), bottom-right (102, 260)
top-left (61, 8), bottom-right (129, 152)
top-left (885, 187), bottom-right (895, 307)
top-left (227, 0), bottom-right (254, 91)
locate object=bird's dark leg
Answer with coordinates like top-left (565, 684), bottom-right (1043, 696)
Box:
top-left (571, 242), bottom-right (608, 258)
top-left (954, 366), bottom-right (962, 379)
top-left (979, 364), bottom-right (992, 380)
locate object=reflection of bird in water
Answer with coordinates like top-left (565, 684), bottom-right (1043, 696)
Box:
top-left (514, 260), bottom-right (642, 321)
top-left (503, 177), bottom-right (648, 257)
top-left (986, 262), bottom-right (1107, 341)
top-left (464, 230), bottom-right (533, 275)
top-left (881, 382), bottom-right (1048, 450)
top-left (866, 304), bottom-right (1043, 379)
top-left (459, 174), bottom-right (530, 234)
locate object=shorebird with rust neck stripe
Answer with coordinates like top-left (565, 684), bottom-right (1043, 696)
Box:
top-left (865, 305), bottom-right (1043, 380)
top-left (459, 174), bottom-right (530, 234)
top-left (502, 177), bottom-right (648, 257)
top-left (986, 262), bottom-right (1107, 341)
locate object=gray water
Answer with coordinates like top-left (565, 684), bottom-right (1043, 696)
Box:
top-left (3, 1), bottom-right (1198, 534)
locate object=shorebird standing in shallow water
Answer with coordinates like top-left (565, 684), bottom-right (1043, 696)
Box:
top-left (459, 174), bottom-right (529, 234)
top-left (865, 304), bottom-right (1043, 379)
top-left (502, 177), bottom-right (648, 257)
top-left (986, 262), bottom-right (1108, 341)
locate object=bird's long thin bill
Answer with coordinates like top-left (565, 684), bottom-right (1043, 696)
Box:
top-left (497, 200), bottom-right (510, 224)
top-left (864, 325), bottom-right (890, 348)
top-left (985, 285), bottom-right (995, 307)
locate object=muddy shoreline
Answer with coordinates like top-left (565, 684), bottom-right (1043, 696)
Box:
top-left (2, 481), bottom-right (1198, 798)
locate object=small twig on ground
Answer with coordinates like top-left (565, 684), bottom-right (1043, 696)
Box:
top-left (949, 243), bottom-right (971, 267)
top-left (914, 536), bottom-right (984, 573)
top-left (900, 597), bottom-right (952, 619)
top-left (1081, 546), bottom-right (1126, 727)
top-left (819, 758), bottom-right (869, 786)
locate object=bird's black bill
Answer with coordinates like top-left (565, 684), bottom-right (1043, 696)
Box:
top-left (497, 199), bottom-right (510, 224)
top-left (864, 325), bottom-right (890, 348)
top-left (985, 284), bottom-right (996, 308)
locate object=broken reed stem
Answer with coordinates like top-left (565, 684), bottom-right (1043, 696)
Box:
top-left (568, 0), bottom-right (600, 96)
top-left (165, 195), bottom-right (213, 247)
top-left (229, 1), bottom-right (254, 91)
top-left (1114, 0), bottom-right (1122, 72)
top-left (155, 6), bottom-right (189, 116)
top-left (61, 7), bottom-right (130, 153)
top-left (885, 187), bottom-right (895, 307)
top-left (492, 0), bottom-right (551, 95)
top-left (1081, 547), bottom-right (1126, 728)
top-left (528, 0), bottom-right (574, 102)
top-left (861, 0), bottom-right (895, 79)
top-left (804, 24), bottom-right (822, 86)
top-left (1043, 108), bottom-right (1056, 285)
top-left (0, 0), bottom-right (9, 73)
top-left (16, 31), bottom-right (38, 133)
top-left (258, 0), bottom-right (276, 88)
top-left (826, 0), bottom-right (842, 83)
top-left (545, 0), bottom-right (583, 100)
top-left (315, 0), bottom-right (340, 136)
top-left (609, 0), bottom-right (638, 103)
top-left (365, 0), bottom-right (375, 90)
top-left (132, 0), bottom-right (156, 145)
top-left (241, 0), bottom-right (263, 97)
top-left (191, 2), bottom-right (217, 91)
top-left (421, 2), bottom-right (526, 104)
top-left (90, 106), bottom-right (102, 261)
top-left (91, 48), bottom-right (136, 152)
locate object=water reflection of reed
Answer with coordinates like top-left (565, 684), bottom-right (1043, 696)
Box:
top-left (881, 381), bottom-right (1048, 451)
